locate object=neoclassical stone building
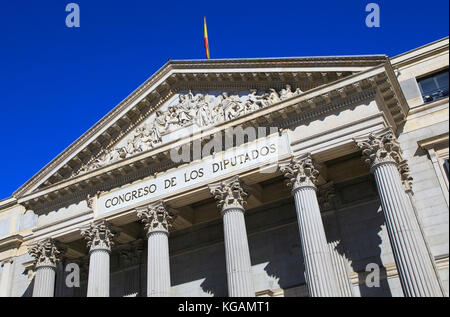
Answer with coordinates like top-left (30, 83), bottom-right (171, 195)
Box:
top-left (0, 37), bottom-right (448, 297)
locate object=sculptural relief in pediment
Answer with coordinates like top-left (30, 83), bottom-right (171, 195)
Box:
top-left (76, 85), bottom-right (302, 176)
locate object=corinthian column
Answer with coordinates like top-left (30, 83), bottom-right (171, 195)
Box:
top-left (280, 154), bottom-right (339, 297)
top-left (137, 201), bottom-right (176, 297)
top-left (29, 238), bottom-right (63, 297)
top-left (355, 127), bottom-right (442, 297)
top-left (81, 220), bottom-right (115, 297)
top-left (209, 176), bottom-right (255, 297)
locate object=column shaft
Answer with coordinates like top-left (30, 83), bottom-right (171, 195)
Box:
top-left (0, 261), bottom-right (13, 297)
top-left (32, 266), bottom-right (56, 297)
top-left (87, 249), bottom-right (110, 297)
top-left (327, 240), bottom-right (354, 297)
top-left (147, 231), bottom-right (171, 297)
top-left (293, 187), bottom-right (339, 297)
top-left (373, 162), bottom-right (442, 296)
top-left (223, 208), bottom-right (254, 297)
top-left (81, 220), bottom-right (115, 297)
top-left (137, 201), bottom-right (176, 297)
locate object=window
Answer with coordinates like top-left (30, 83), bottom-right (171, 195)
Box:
top-left (418, 135), bottom-right (449, 207)
top-left (417, 69), bottom-right (449, 103)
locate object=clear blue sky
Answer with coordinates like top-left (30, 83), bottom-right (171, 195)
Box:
top-left (0, 0), bottom-right (448, 200)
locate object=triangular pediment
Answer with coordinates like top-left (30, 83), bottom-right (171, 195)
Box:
top-left (16, 55), bottom-right (403, 204)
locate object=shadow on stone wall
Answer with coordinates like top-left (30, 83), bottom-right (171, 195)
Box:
top-left (246, 199), bottom-right (306, 295)
top-left (170, 220), bottom-right (228, 297)
top-left (20, 271), bottom-right (33, 297)
top-left (332, 175), bottom-right (393, 297)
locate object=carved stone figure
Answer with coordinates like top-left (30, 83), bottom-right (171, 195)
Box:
top-left (212, 103), bottom-right (225, 123)
top-left (175, 97), bottom-right (192, 125)
top-left (221, 92), bottom-right (244, 120)
top-left (279, 84), bottom-right (292, 100)
top-left (196, 94), bottom-right (212, 127)
top-left (245, 89), bottom-right (265, 113)
top-left (76, 86), bottom-right (305, 176)
top-left (155, 110), bottom-right (169, 131)
top-left (266, 89), bottom-right (281, 105)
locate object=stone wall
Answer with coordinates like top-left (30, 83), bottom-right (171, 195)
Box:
top-left (398, 120), bottom-right (449, 296)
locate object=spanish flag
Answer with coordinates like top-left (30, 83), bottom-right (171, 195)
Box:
top-left (204, 17), bottom-right (210, 59)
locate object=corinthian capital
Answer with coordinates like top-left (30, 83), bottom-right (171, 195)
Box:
top-left (136, 201), bottom-right (177, 235)
top-left (28, 238), bottom-right (63, 268)
top-left (81, 220), bottom-right (116, 252)
top-left (209, 176), bottom-right (248, 211)
top-left (354, 128), bottom-right (403, 169)
top-left (279, 153), bottom-right (320, 190)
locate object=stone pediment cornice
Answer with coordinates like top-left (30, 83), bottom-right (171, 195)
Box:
top-left (14, 56), bottom-right (400, 203)
top-left (0, 234), bottom-right (24, 252)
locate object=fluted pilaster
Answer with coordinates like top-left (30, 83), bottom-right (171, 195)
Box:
top-left (137, 200), bottom-right (176, 297)
top-left (355, 127), bottom-right (442, 297)
top-left (280, 154), bottom-right (339, 297)
top-left (210, 176), bottom-right (255, 297)
top-left (29, 238), bottom-right (63, 297)
top-left (0, 259), bottom-right (13, 297)
top-left (81, 220), bottom-right (115, 297)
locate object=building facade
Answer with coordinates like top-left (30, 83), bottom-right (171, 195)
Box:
top-left (0, 38), bottom-right (448, 297)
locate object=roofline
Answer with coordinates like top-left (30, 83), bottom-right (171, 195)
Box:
top-left (168, 54), bottom-right (388, 63)
top-left (391, 36), bottom-right (449, 67)
top-left (0, 196), bottom-right (17, 210)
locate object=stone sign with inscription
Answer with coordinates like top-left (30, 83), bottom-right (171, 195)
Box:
top-left (95, 133), bottom-right (290, 216)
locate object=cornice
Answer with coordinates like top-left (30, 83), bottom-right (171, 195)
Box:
top-left (0, 197), bottom-right (17, 211)
top-left (276, 89), bottom-right (377, 129)
top-left (391, 36), bottom-right (449, 69)
top-left (0, 234), bottom-right (24, 252)
top-left (418, 133), bottom-right (449, 150)
top-left (167, 55), bottom-right (388, 69)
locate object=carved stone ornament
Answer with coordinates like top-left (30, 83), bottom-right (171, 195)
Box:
top-left (81, 220), bottom-right (116, 252)
top-left (76, 85), bottom-right (302, 176)
top-left (1, 258), bottom-right (14, 266)
top-left (209, 176), bottom-right (249, 211)
top-left (317, 182), bottom-right (337, 211)
top-left (398, 160), bottom-right (414, 192)
top-left (87, 194), bottom-right (95, 209)
top-left (136, 201), bottom-right (177, 235)
top-left (279, 153), bottom-right (320, 190)
top-left (119, 240), bottom-right (145, 266)
top-left (354, 127), bottom-right (403, 169)
top-left (77, 122), bottom-right (162, 175)
top-left (86, 191), bottom-right (102, 209)
top-left (28, 238), bottom-right (63, 268)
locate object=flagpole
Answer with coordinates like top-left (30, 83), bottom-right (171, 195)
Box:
top-left (204, 17), bottom-right (210, 59)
